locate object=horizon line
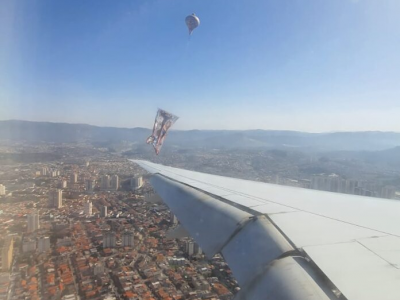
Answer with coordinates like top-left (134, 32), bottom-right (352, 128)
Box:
top-left (1, 119), bottom-right (399, 134)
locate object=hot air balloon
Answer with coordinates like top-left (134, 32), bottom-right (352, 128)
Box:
top-left (185, 13), bottom-right (200, 35)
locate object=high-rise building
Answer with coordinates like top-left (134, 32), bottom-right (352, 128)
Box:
top-left (170, 212), bottom-right (178, 226)
top-left (329, 177), bottom-right (339, 193)
top-left (93, 262), bottom-right (104, 275)
top-left (49, 189), bottom-right (63, 208)
top-left (110, 175), bottom-right (119, 191)
top-left (355, 187), bottom-right (373, 197)
top-left (131, 177), bottom-right (143, 190)
top-left (86, 179), bottom-right (96, 192)
top-left (1, 237), bottom-right (13, 272)
top-left (381, 186), bottom-right (396, 199)
top-left (27, 213), bottom-right (40, 232)
top-left (186, 241), bottom-right (195, 256)
top-left (41, 167), bottom-right (48, 176)
top-left (364, 190), bottom-right (373, 197)
top-left (122, 231), bottom-right (134, 247)
top-left (22, 240), bottom-right (36, 253)
top-left (337, 179), bottom-right (347, 194)
top-left (84, 201), bottom-right (93, 216)
top-left (101, 175), bottom-right (110, 190)
top-left (101, 206), bottom-right (108, 218)
top-left (346, 180), bottom-right (359, 194)
top-left (354, 187), bottom-right (362, 195)
top-left (185, 240), bottom-right (202, 256)
top-left (38, 237), bottom-right (50, 252)
top-left (194, 243), bottom-right (202, 256)
top-left (311, 174), bottom-right (357, 195)
top-left (79, 174), bottom-right (86, 183)
top-left (70, 173), bottom-right (78, 183)
top-left (0, 184), bottom-right (5, 196)
top-left (59, 180), bottom-right (67, 189)
top-left (103, 232), bottom-right (116, 248)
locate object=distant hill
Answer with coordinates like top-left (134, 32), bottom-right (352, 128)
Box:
top-left (0, 120), bottom-right (399, 152)
top-left (327, 146), bottom-right (400, 166)
top-left (0, 120), bottom-right (150, 143)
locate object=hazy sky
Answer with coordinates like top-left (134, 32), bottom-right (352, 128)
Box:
top-left (1, 0), bottom-right (400, 131)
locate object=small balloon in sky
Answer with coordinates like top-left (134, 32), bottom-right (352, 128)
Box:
top-left (185, 13), bottom-right (200, 35)
top-left (146, 109), bottom-right (179, 155)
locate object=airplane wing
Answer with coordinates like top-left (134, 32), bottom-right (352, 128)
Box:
top-left (131, 159), bottom-right (400, 300)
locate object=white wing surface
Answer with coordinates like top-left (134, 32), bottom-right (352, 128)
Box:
top-left (132, 159), bottom-right (400, 300)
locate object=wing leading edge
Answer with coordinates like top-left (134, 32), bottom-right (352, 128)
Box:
top-left (132, 159), bottom-right (400, 300)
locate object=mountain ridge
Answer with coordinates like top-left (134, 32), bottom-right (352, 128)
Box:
top-left (1, 120), bottom-right (399, 151)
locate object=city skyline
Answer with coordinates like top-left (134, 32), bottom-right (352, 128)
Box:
top-left (1, 0), bottom-right (400, 131)
top-left (0, 154), bottom-right (240, 299)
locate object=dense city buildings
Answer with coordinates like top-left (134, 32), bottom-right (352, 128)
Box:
top-left (310, 174), bottom-right (398, 199)
top-left (0, 139), bottom-right (398, 300)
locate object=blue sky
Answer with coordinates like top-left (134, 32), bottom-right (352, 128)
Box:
top-left (1, 0), bottom-right (400, 131)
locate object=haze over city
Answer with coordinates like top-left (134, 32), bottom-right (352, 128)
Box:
top-left (1, 0), bottom-right (400, 131)
top-left (2, 1), bottom-right (400, 300)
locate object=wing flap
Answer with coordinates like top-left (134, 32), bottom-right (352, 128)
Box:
top-left (235, 256), bottom-right (335, 300)
top-left (304, 242), bottom-right (400, 300)
top-left (221, 215), bottom-right (293, 287)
